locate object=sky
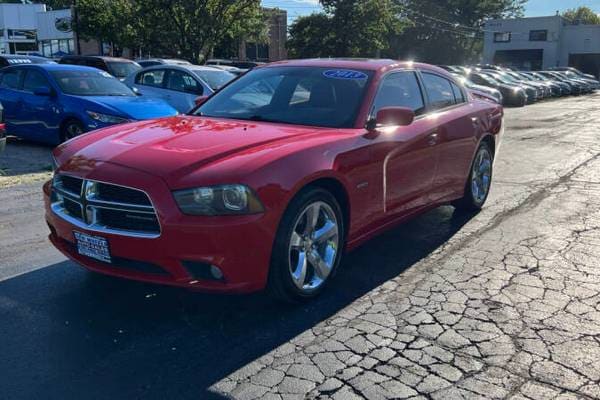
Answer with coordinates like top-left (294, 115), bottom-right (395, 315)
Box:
top-left (262, 0), bottom-right (600, 24)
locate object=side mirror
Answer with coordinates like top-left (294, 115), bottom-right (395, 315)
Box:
top-left (194, 95), bottom-right (209, 107)
top-left (132, 87), bottom-right (142, 96)
top-left (34, 86), bottom-right (53, 97)
top-left (367, 107), bottom-right (415, 131)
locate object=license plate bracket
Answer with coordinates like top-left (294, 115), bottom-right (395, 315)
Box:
top-left (74, 231), bottom-right (111, 263)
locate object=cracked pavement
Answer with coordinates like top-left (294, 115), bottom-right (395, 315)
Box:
top-left (1, 95), bottom-right (600, 399)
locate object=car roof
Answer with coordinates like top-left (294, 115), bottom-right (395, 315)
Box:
top-left (138, 64), bottom-right (225, 73)
top-left (263, 58), bottom-right (442, 73)
top-left (5, 63), bottom-right (109, 73)
top-left (61, 55), bottom-right (136, 63)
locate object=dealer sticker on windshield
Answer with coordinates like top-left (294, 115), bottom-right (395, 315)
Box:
top-left (323, 69), bottom-right (368, 80)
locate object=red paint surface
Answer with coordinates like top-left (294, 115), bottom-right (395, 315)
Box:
top-left (46, 59), bottom-right (503, 293)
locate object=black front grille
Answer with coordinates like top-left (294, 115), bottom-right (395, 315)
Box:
top-left (51, 174), bottom-right (160, 236)
top-left (96, 183), bottom-right (152, 206)
top-left (96, 208), bottom-right (160, 233)
top-left (59, 175), bottom-right (83, 195)
top-left (63, 197), bottom-right (83, 218)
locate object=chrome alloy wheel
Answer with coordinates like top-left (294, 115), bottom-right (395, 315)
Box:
top-left (288, 201), bottom-right (340, 292)
top-left (471, 146), bottom-right (492, 205)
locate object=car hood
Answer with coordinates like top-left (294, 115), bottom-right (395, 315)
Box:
top-left (56, 116), bottom-right (337, 183)
top-left (83, 96), bottom-right (178, 120)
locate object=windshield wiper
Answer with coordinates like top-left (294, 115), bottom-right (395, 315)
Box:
top-left (243, 115), bottom-right (284, 123)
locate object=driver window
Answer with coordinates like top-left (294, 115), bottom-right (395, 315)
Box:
top-left (371, 72), bottom-right (425, 117)
top-left (167, 70), bottom-right (201, 94)
top-left (22, 70), bottom-right (50, 92)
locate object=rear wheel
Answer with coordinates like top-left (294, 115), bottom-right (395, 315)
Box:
top-left (455, 142), bottom-right (494, 212)
top-left (267, 188), bottom-right (345, 303)
top-left (61, 119), bottom-right (84, 142)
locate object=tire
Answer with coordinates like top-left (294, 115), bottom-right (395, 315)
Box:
top-left (267, 187), bottom-right (345, 303)
top-left (61, 119), bottom-right (85, 143)
top-left (454, 141), bottom-right (494, 212)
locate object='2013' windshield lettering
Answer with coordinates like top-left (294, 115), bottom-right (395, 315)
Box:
top-left (323, 70), bottom-right (368, 80)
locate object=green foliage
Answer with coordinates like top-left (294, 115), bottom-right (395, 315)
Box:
top-left (390, 0), bottom-right (526, 64)
top-left (562, 7), bottom-right (600, 25)
top-left (288, 0), bottom-right (404, 59)
top-left (73, 0), bottom-right (263, 62)
top-left (287, 14), bottom-right (332, 58)
top-left (288, 0), bottom-right (524, 63)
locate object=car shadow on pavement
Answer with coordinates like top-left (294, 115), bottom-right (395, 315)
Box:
top-left (0, 206), bottom-right (474, 400)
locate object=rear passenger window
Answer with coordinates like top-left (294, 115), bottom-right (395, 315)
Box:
top-left (450, 82), bottom-right (466, 103)
top-left (136, 70), bottom-right (165, 87)
top-left (422, 73), bottom-right (456, 111)
top-left (0, 69), bottom-right (23, 89)
top-left (371, 71), bottom-right (425, 116)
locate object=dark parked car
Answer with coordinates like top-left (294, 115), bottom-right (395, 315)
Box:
top-left (59, 56), bottom-right (141, 80)
top-left (549, 67), bottom-right (596, 80)
top-left (0, 55), bottom-right (55, 69)
top-left (516, 72), bottom-right (562, 97)
top-left (485, 71), bottom-right (540, 102)
top-left (468, 72), bottom-right (527, 106)
top-left (539, 71), bottom-right (589, 95)
top-left (451, 73), bottom-right (502, 104)
top-left (522, 72), bottom-right (571, 96)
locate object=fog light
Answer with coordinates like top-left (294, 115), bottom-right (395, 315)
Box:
top-left (210, 265), bottom-right (223, 280)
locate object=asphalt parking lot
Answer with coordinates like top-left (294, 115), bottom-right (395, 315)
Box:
top-left (1, 95), bottom-right (600, 400)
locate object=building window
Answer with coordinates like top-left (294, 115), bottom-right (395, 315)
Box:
top-left (494, 32), bottom-right (511, 43)
top-left (39, 39), bottom-right (74, 57)
top-left (529, 30), bottom-right (548, 42)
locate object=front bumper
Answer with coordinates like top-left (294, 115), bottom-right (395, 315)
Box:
top-left (44, 163), bottom-right (278, 294)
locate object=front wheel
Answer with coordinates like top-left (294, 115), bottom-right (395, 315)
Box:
top-left (267, 188), bottom-right (345, 303)
top-left (61, 119), bottom-right (85, 143)
top-left (455, 142), bottom-right (494, 212)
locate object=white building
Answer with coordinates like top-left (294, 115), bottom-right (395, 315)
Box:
top-left (37, 8), bottom-right (75, 57)
top-left (483, 15), bottom-right (600, 76)
top-left (0, 3), bottom-right (77, 57)
top-left (0, 3), bottom-right (46, 55)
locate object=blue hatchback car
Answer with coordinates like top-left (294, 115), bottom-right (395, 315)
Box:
top-left (0, 64), bottom-right (178, 144)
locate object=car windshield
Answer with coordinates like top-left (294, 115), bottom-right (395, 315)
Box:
top-left (192, 69), bottom-right (236, 90)
top-left (107, 62), bottom-right (141, 78)
top-left (492, 73), bottom-right (517, 85)
top-left (195, 66), bottom-right (374, 128)
top-left (477, 73), bottom-right (500, 85)
top-left (51, 69), bottom-right (135, 96)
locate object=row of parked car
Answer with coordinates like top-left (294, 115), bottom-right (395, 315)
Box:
top-left (440, 64), bottom-right (600, 107)
top-left (0, 54), bottom-right (243, 145)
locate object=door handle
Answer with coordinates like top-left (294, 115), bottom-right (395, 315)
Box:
top-left (427, 131), bottom-right (439, 146)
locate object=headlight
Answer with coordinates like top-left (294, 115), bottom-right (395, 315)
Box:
top-left (86, 111), bottom-right (129, 124)
top-left (173, 184), bottom-right (264, 216)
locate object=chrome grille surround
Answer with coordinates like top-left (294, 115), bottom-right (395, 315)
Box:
top-left (51, 174), bottom-right (161, 238)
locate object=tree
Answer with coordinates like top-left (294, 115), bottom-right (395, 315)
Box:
top-left (287, 0), bottom-right (404, 59)
top-left (388, 0), bottom-right (527, 64)
top-left (140, 0), bottom-right (263, 63)
top-left (75, 0), bottom-right (138, 56)
top-left (562, 7), bottom-right (600, 25)
top-left (287, 14), bottom-right (333, 58)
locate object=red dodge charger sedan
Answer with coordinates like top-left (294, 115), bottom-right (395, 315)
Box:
top-left (45, 59), bottom-right (503, 301)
